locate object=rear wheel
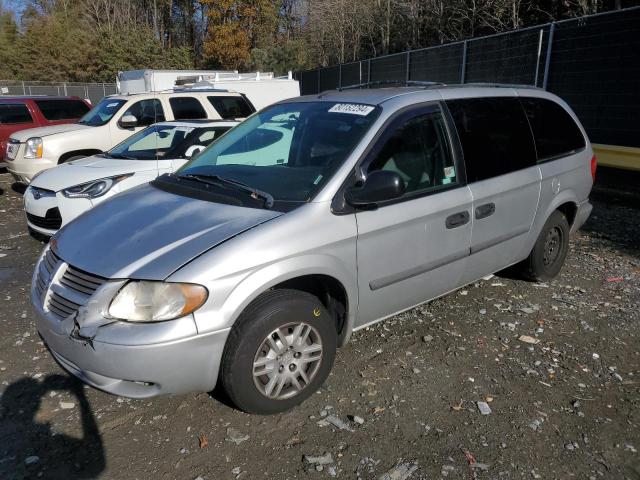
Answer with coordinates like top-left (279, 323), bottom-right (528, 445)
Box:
top-left (220, 289), bottom-right (337, 414)
top-left (519, 210), bottom-right (570, 281)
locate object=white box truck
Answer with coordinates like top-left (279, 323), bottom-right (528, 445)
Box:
top-left (116, 70), bottom-right (300, 110)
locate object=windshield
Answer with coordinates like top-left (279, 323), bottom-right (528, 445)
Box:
top-left (78, 98), bottom-right (127, 126)
top-left (177, 101), bottom-right (380, 204)
top-left (108, 124), bottom-right (232, 160)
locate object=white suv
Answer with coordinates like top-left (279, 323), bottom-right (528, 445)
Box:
top-left (23, 120), bottom-right (238, 237)
top-left (6, 91), bottom-right (254, 183)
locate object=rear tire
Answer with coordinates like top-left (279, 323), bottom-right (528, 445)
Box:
top-left (220, 289), bottom-right (337, 414)
top-left (519, 210), bottom-right (570, 281)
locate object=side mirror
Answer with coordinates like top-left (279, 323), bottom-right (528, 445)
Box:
top-left (119, 114), bottom-right (139, 129)
top-left (184, 145), bottom-right (205, 158)
top-left (345, 170), bottom-right (406, 208)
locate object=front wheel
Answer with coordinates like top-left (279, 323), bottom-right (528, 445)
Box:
top-left (220, 289), bottom-right (337, 414)
top-left (519, 210), bottom-right (570, 281)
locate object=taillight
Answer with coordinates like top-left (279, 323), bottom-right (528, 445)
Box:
top-left (590, 154), bottom-right (597, 182)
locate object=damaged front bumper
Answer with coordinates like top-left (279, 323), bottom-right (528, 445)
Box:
top-left (31, 248), bottom-right (229, 398)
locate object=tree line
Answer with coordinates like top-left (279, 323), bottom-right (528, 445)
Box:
top-left (0, 0), bottom-right (633, 83)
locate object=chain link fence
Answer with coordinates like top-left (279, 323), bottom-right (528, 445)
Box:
top-left (0, 81), bottom-right (117, 106)
top-left (296, 7), bottom-right (640, 149)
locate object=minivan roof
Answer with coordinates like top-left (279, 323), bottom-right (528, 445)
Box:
top-left (285, 84), bottom-right (553, 107)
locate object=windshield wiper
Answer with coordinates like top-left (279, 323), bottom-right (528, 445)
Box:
top-left (180, 173), bottom-right (274, 209)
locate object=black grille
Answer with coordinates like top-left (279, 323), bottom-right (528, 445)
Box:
top-left (27, 207), bottom-right (62, 230)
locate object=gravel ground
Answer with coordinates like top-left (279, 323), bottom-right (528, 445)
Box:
top-left (0, 168), bottom-right (639, 480)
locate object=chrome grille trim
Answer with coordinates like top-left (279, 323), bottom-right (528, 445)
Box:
top-left (60, 266), bottom-right (105, 295)
top-left (36, 248), bottom-right (107, 321)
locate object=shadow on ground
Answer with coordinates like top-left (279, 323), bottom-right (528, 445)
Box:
top-left (0, 374), bottom-right (105, 479)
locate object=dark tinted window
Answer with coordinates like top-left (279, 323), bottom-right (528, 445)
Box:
top-left (207, 96), bottom-right (255, 119)
top-left (447, 97), bottom-right (536, 182)
top-left (520, 97), bottom-right (586, 161)
top-left (169, 97), bottom-right (207, 120)
top-left (0, 103), bottom-right (33, 124)
top-left (34, 99), bottom-right (90, 121)
top-left (368, 111), bottom-right (457, 196)
top-left (123, 99), bottom-right (165, 126)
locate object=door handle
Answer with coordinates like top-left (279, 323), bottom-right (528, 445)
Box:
top-left (475, 202), bottom-right (496, 219)
top-left (446, 211), bottom-right (470, 229)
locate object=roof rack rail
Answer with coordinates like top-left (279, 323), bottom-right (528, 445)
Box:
top-left (335, 80), bottom-right (446, 92)
top-left (450, 82), bottom-right (542, 90)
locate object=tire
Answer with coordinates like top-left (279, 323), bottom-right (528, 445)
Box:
top-left (519, 210), bottom-right (570, 281)
top-left (220, 289), bottom-right (337, 414)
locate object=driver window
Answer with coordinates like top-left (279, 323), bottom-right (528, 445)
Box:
top-left (122, 99), bottom-right (165, 127)
top-left (367, 112), bottom-right (457, 196)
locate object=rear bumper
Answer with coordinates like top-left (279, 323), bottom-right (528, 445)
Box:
top-left (571, 200), bottom-right (593, 233)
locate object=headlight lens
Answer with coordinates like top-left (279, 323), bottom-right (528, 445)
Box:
top-left (61, 174), bottom-right (132, 199)
top-left (24, 137), bottom-right (43, 159)
top-left (108, 281), bottom-right (208, 322)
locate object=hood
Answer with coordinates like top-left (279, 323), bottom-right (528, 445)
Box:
top-left (9, 123), bottom-right (90, 141)
top-left (54, 183), bottom-right (283, 279)
top-left (31, 155), bottom-right (157, 192)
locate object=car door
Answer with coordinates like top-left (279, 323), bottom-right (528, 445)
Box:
top-left (445, 96), bottom-right (541, 283)
top-left (354, 104), bottom-right (473, 327)
top-left (111, 99), bottom-right (166, 146)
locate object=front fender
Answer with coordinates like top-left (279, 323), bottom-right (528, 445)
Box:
top-left (193, 253), bottom-right (358, 344)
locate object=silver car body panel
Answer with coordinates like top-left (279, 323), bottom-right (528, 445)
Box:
top-left (33, 86), bottom-right (594, 397)
top-left (54, 183), bottom-right (283, 279)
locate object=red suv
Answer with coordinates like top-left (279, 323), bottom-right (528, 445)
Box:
top-left (0, 96), bottom-right (91, 166)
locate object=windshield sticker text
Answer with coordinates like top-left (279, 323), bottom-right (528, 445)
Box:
top-left (328, 104), bottom-right (375, 116)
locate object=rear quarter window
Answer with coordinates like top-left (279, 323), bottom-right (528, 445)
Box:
top-left (446, 97), bottom-right (537, 182)
top-left (34, 99), bottom-right (90, 121)
top-left (169, 97), bottom-right (207, 120)
top-left (520, 97), bottom-right (586, 161)
top-left (207, 96), bottom-right (255, 119)
top-left (0, 103), bottom-right (33, 124)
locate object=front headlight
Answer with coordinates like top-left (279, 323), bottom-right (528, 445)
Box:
top-left (108, 281), bottom-right (208, 322)
top-left (61, 173), bottom-right (132, 199)
top-left (24, 137), bottom-right (43, 159)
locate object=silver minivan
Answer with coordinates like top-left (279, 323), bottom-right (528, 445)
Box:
top-left (32, 86), bottom-right (594, 414)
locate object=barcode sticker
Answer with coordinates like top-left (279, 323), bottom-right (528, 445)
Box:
top-left (328, 104), bottom-right (375, 116)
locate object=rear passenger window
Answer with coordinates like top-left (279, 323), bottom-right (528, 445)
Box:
top-left (446, 97), bottom-right (537, 182)
top-left (207, 96), bottom-right (255, 119)
top-left (367, 111), bottom-right (457, 196)
top-left (520, 97), bottom-right (586, 161)
top-left (0, 103), bottom-right (32, 124)
top-left (169, 97), bottom-right (207, 120)
top-left (34, 99), bottom-right (90, 120)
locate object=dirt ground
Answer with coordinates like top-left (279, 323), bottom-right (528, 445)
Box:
top-left (0, 167), bottom-right (638, 480)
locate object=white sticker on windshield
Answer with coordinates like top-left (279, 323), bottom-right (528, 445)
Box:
top-left (107, 102), bottom-right (120, 108)
top-left (174, 126), bottom-right (195, 133)
top-left (444, 166), bottom-right (455, 178)
top-left (328, 103), bottom-right (375, 116)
